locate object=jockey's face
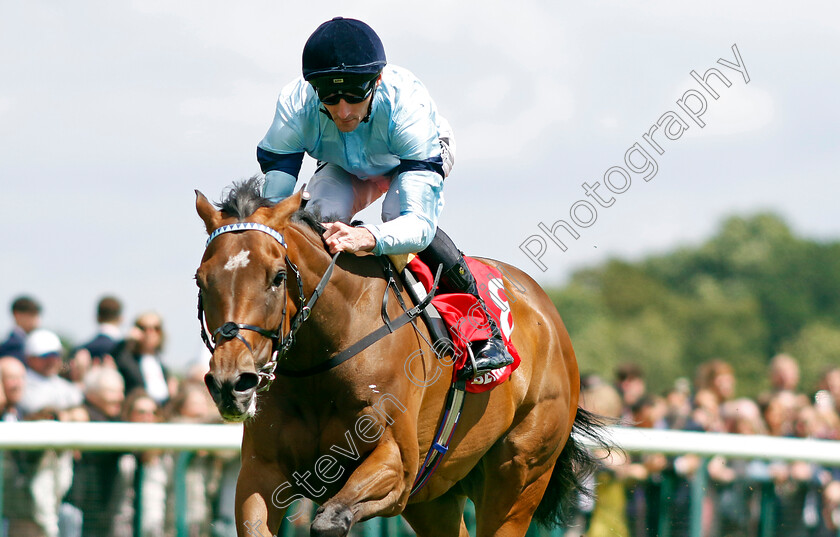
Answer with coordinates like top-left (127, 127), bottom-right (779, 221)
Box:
top-left (323, 95), bottom-right (371, 132)
top-left (321, 78), bottom-right (379, 133)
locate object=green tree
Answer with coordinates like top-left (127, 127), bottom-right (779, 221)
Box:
top-left (546, 212), bottom-right (840, 397)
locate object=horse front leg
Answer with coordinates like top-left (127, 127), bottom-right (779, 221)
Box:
top-left (311, 436), bottom-right (411, 537)
top-left (235, 459), bottom-right (291, 537)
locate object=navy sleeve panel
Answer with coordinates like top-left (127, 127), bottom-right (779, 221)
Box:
top-left (396, 157), bottom-right (444, 179)
top-left (257, 147), bottom-right (305, 179)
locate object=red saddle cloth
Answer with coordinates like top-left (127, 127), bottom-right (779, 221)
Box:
top-left (406, 256), bottom-right (521, 393)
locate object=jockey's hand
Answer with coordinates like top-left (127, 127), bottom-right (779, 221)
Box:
top-left (323, 222), bottom-right (376, 255)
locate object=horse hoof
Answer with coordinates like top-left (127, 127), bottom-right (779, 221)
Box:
top-left (310, 503), bottom-right (353, 537)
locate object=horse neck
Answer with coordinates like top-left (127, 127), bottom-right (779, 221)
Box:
top-left (282, 224), bottom-right (386, 369)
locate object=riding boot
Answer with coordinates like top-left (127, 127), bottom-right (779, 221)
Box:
top-left (418, 228), bottom-right (514, 380)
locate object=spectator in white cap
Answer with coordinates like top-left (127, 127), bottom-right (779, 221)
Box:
top-left (6, 329), bottom-right (84, 537)
top-left (19, 328), bottom-right (83, 417)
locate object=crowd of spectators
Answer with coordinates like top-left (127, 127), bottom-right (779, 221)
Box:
top-left (4, 293), bottom-right (840, 537)
top-left (573, 357), bottom-right (840, 537)
top-left (0, 295), bottom-right (231, 537)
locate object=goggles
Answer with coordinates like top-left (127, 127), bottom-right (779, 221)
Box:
top-left (312, 76), bottom-right (377, 105)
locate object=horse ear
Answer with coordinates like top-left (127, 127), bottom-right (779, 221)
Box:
top-left (195, 190), bottom-right (223, 234)
top-left (266, 191), bottom-right (303, 229)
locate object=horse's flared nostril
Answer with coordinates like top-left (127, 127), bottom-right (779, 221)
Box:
top-left (204, 373), bottom-right (222, 401)
top-left (234, 372), bottom-right (259, 393)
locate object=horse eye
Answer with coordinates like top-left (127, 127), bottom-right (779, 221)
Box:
top-left (272, 271), bottom-right (286, 287)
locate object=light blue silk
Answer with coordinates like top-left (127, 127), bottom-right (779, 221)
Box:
top-left (258, 65), bottom-right (447, 255)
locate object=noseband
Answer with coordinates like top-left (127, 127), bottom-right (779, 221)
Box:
top-left (197, 222), bottom-right (339, 392)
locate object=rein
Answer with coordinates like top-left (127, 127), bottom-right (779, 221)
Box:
top-left (273, 257), bottom-right (440, 378)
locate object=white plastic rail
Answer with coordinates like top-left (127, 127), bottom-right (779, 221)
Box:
top-left (1, 423), bottom-right (839, 466)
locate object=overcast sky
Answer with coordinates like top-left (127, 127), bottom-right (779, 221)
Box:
top-left (2, 2), bottom-right (838, 370)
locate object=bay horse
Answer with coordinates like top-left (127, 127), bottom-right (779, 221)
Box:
top-left (195, 179), bottom-right (603, 537)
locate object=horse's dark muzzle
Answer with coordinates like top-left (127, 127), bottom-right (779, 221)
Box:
top-left (204, 372), bottom-right (259, 417)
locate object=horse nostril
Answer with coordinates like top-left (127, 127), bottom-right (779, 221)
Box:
top-left (234, 372), bottom-right (259, 393)
top-left (204, 373), bottom-right (221, 397)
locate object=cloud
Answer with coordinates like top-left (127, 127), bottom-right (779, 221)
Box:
top-left (179, 79), bottom-right (279, 127)
top-left (456, 75), bottom-right (575, 162)
top-left (127, 1), bottom-right (328, 74)
top-left (599, 116), bottom-right (620, 130)
top-left (703, 84), bottom-right (775, 136)
top-left (673, 80), bottom-right (775, 138)
top-left (0, 96), bottom-right (11, 116)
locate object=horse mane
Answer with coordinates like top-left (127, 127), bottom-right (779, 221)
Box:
top-left (215, 176), bottom-right (273, 220)
top-left (291, 208), bottom-right (328, 235)
top-left (214, 176), bottom-right (331, 235)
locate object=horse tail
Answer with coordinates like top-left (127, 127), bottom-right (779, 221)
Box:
top-left (532, 407), bottom-right (612, 529)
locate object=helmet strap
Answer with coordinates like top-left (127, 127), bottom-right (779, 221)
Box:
top-left (361, 83), bottom-right (377, 123)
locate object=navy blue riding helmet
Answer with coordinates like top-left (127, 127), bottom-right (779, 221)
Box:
top-left (303, 17), bottom-right (387, 104)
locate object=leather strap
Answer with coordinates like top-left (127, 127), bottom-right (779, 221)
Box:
top-left (275, 262), bottom-right (441, 377)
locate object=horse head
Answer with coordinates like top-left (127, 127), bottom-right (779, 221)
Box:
top-left (195, 181), bottom-right (301, 422)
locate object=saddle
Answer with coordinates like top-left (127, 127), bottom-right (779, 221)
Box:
top-left (384, 253), bottom-right (523, 496)
top-left (389, 254), bottom-right (521, 394)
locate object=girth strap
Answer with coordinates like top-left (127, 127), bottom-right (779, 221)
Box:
top-left (410, 380), bottom-right (467, 497)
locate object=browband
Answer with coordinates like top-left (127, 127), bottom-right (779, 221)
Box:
top-left (206, 222), bottom-right (286, 248)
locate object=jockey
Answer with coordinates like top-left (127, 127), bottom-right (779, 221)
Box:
top-left (257, 17), bottom-right (513, 379)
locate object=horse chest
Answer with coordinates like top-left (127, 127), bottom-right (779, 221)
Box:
top-left (272, 406), bottom-right (375, 456)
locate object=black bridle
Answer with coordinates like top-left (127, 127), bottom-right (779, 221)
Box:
top-left (197, 222), bottom-right (340, 392)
